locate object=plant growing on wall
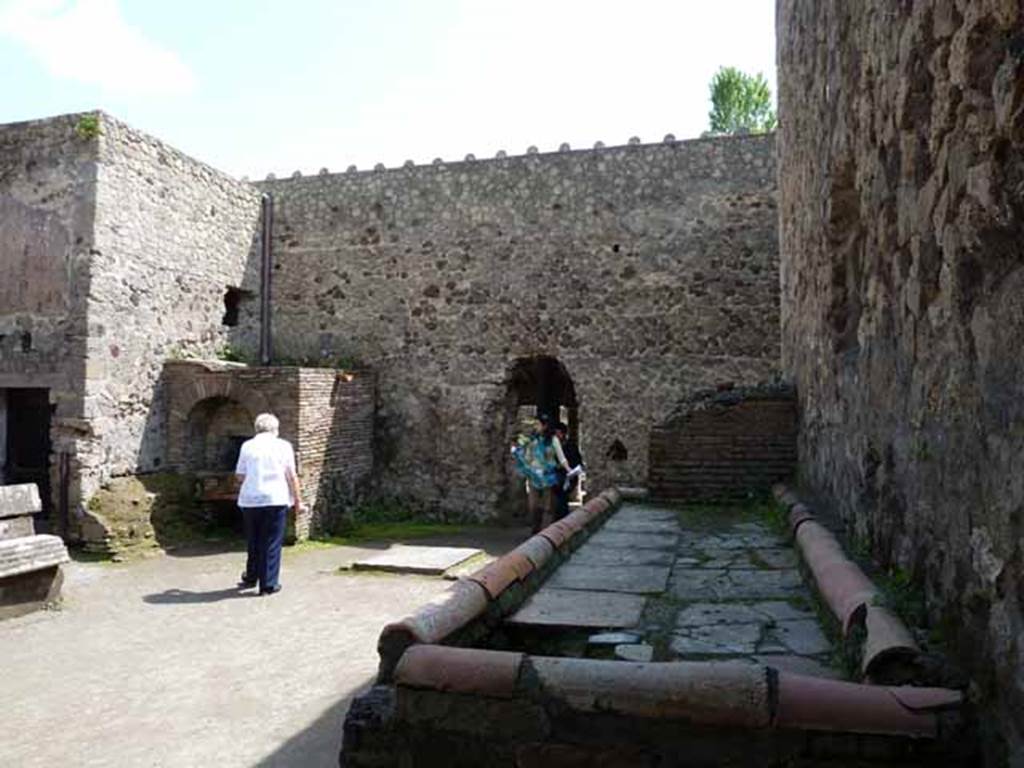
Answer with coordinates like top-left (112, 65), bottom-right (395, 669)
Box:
top-left (74, 113), bottom-right (102, 140)
top-left (705, 67), bottom-right (777, 135)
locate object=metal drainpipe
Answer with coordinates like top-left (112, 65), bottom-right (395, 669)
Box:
top-left (259, 192), bottom-right (274, 365)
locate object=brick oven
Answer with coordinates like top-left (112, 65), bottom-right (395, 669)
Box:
top-left (163, 360), bottom-right (374, 538)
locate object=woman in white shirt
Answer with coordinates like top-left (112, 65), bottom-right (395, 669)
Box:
top-left (235, 413), bottom-right (303, 595)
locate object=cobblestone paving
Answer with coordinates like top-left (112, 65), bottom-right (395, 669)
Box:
top-left (510, 502), bottom-right (842, 679)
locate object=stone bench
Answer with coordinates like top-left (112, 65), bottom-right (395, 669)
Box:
top-left (0, 484), bottom-right (70, 620)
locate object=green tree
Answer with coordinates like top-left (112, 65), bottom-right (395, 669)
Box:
top-left (706, 67), bottom-right (777, 135)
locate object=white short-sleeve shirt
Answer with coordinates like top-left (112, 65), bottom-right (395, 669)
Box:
top-left (235, 432), bottom-right (297, 508)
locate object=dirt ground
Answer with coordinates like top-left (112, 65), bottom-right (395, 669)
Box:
top-left (0, 528), bottom-right (525, 768)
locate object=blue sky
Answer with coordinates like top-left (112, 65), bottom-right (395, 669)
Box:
top-left (1, 0), bottom-right (777, 178)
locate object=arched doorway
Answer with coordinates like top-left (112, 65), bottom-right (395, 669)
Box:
top-left (185, 396), bottom-right (254, 473)
top-left (500, 356), bottom-right (579, 519)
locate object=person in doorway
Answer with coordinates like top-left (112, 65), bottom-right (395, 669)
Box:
top-left (235, 413), bottom-right (303, 596)
top-left (553, 421), bottom-right (584, 520)
top-left (511, 413), bottom-right (571, 533)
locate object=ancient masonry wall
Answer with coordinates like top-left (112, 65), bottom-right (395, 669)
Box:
top-left (83, 115), bottom-right (263, 504)
top-left (0, 114), bottom-right (98, 518)
top-left (777, 1), bottom-right (1024, 761)
top-left (254, 135), bottom-right (779, 520)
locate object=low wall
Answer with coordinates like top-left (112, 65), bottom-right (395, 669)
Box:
top-left (341, 486), bottom-right (968, 767)
top-left (648, 384), bottom-right (796, 500)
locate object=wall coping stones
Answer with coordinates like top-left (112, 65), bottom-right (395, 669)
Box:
top-left (256, 132), bottom-right (775, 185)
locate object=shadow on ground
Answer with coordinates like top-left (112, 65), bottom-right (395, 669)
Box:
top-left (254, 676), bottom-right (374, 768)
top-left (143, 586), bottom-right (259, 604)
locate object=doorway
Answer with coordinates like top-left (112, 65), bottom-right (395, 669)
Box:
top-left (1, 388), bottom-right (53, 517)
top-left (500, 356), bottom-right (579, 519)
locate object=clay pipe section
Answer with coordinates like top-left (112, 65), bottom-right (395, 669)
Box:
top-left (773, 484), bottom-right (921, 674)
top-left (795, 520), bottom-right (878, 633)
top-left (392, 645), bottom-right (962, 738)
top-left (775, 672), bottom-right (961, 738)
top-left (377, 487), bottom-right (623, 681)
top-left (467, 488), bottom-right (620, 598)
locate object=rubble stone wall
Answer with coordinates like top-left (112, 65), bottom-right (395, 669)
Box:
top-left (83, 115), bottom-right (263, 507)
top-left (777, 1), bottom-right (1024, 760)
top-left (256, 136), bottom-right (779, 519)
top-left (0, 113), bottom-right (99, 516)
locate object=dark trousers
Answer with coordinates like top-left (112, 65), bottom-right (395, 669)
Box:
top-left (242, 505), bottom-right (288, 591)
top-left (554, 479), bottom-right (576, 521)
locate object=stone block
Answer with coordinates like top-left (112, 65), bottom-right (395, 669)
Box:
top-left (352, 545), bottom-right (483, 575)
top-left (507, 588), bottom-right (646, 629)
top-left (545, 564), bottom-right (671, 595)
top-left (0, 484), bottom-right (42, 519)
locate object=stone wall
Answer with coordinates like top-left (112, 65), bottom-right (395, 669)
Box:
top-left (84, 115), bottom-right (262, 504)
top-left (777, 1), bottom-right (1024, 761)
top-left (0, 113), bottom-right (98, 525)
top-left (648, 383), bottom-right (796, 501)
top-left (255, 136), bottom-right (779, 520)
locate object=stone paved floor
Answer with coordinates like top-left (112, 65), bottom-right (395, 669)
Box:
top-left (0, 528), bottom-right (525, 768)
top-left (509, 502), bottom-right (841, 678)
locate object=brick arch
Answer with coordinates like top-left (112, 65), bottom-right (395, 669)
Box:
top-left (177, 379), bottom-right (271, 424)
top-left (166, 378), bottom-right (272, 470)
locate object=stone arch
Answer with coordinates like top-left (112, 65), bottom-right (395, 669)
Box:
top-left (184, 397), bottom-right (254, 472)
top-left (499, 355), bottom-right (580, 518)
top-left (166, 377), bottom-right (271, 471)
top-left (504, 355), bottom-right (579, 438)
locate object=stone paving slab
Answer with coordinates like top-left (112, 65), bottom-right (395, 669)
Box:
top-left (748, 600), bottom-right (816, 622)
top-left (671, 569), bottom-right (806, 601)
top-left (585, 530), bottom-right (678, 551)
top-left (766, 619), bottom-right (832, 655)
top-left (724, 569), bottom-right (805, 598)
top-left (507, 588), bottom-right (646, 628)
top-left (350, 545), bottom-right (483, 575)
top-left (569, 545), bottom-right (676, 567)
top-left (671, 623), bottom-right (763, 655)
top-left (609, 506), bottom-right (678, 523)
top-left (675, 602), bottom-right (769, 627)
top-left (691, 549), bottom-right (800, 570)
top-left (600, 519), bottom-right (681, 534)
top-left (546, 564), bottom-right (671, 594)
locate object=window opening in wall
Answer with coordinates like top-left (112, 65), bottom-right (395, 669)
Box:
top-left (222, 287), bottom-right (247, 327)
top-left (606, 439), bottom-right (628, 461)
top-left (20, 331), bottom-right (32, 352)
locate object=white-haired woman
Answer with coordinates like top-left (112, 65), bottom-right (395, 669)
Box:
top-left (235, 413), bottom-right (302, 595)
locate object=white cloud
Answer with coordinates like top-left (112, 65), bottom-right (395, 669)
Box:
top-left (0, 0), bottom-right (195, 95)
top-left (250, 0), bottom-right (777, 176)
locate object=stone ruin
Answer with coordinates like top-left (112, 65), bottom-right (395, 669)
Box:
top-left (1, 0), bottom-right (1022, 759)
top-left (0, 112), bottom-right (778, 550)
